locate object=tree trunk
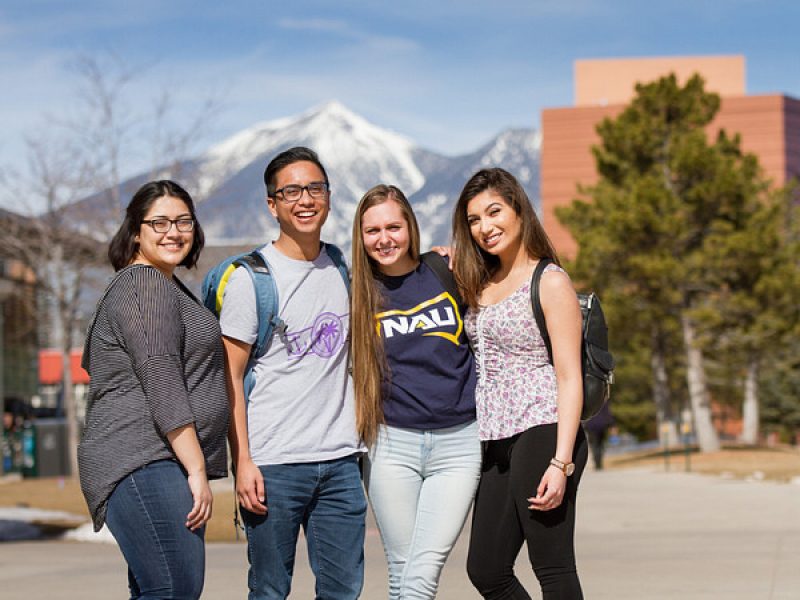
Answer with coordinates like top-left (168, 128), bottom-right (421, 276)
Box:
top-left (740, 358), bottom-right (759, 445)
top-left (51, 245), bottom-right (80, 479)
top-left (61, 344), bottom-right (79, 478)
top-left (680, 313), bottom-right (720, 452)
top-left (650, 331), bottom-right (678, 445)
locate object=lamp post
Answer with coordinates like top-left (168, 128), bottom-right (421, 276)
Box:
top-left (681, 406), bottom-right (694, 472)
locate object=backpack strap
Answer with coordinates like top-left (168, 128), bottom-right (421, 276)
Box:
top-left (233, 244), bottom-right (348, 362)
top-left (323, 242), bottom-right (351, 292)
top-left (530, 257), bottom-right (555, 365)
top-left (420, 252), bottom-right (463, 306)
top-left (234, 250), bottom-right (284, 359)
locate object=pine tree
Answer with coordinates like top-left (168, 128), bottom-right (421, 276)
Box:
top-left (694, 181), bottom-right (799, 444)
top-left (557, 74), bottom-right (788, 452)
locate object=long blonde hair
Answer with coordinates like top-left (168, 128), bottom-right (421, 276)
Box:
top-left (452, 168), bottom-right (559, 306)
top-left (351, 184), bottom-right (421, 445)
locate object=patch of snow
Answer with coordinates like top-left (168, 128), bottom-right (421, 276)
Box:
top-left (62, 523), bottom-right (116, 543)
top-left (0, 507), bottom-right (86, 525)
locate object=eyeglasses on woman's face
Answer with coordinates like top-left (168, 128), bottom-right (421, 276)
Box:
top-left (141, 217), bottom-right (195, 233)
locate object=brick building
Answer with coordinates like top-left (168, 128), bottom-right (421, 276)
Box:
top-left (540, 55), bottom-right (800, 257)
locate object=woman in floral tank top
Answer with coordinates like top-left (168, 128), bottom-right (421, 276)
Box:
top-left (452, 168), bottom-right (588, 600)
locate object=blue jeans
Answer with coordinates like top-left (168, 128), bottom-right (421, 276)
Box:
top-left (363, 421), bottom-right (482, 599)
top-left (105, 460), bottom-right (205, 600)
top-left (241, 454), bottom-right (367, 600)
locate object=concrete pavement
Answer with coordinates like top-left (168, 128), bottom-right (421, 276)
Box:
top-left (1, 466), bottom-right (798, 599)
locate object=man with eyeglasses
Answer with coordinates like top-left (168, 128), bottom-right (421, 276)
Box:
top-left (219, 146), bottom-right (366, 599)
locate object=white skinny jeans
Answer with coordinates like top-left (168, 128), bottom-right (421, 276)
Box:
top-left (363, 421), bottom-right (481, 599)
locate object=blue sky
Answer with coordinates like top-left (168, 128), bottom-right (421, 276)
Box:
top-left (1, 0), bottom-right (799, 210)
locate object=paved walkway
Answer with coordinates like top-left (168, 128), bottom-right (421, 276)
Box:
top-left (1, 467), bottom-right (798, 599)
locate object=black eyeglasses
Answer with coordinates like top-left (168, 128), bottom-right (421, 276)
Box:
top-left (274, 182), bottom-right (329, 203)
top-left (141, 218), bottom-right (195, 233)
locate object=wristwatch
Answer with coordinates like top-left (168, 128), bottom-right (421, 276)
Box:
top-left (550, 457), bottom-right (575, 476)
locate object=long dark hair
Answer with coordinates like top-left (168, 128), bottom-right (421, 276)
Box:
top-left (452, 168), bottom-right (559, 306)
top-left (108, 180), bottom-right (205, 271)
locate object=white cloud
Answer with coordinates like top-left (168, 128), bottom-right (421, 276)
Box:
top-left (277, 16), bottom-right (420, 52)
top-left (277, 18), bottom-right (351, 34)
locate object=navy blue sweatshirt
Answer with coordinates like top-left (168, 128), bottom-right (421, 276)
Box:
top-left (376, 261), bottom-right (476, 430)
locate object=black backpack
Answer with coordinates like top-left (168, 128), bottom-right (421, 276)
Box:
top-left (419, 251), bottom-right (463, 306)
top-left (530, 259), bottom-right (615, 421)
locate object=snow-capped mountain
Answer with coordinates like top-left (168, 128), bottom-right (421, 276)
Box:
top-left (77, 101), bottom-right (540, 253)
top-left (409, 128), bottom-right (541, 249)
top-left (193, 101), bottom-right (434, 249)
top-left (187, 101), bottom-right (540, 251)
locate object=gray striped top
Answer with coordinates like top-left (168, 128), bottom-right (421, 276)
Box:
top-left (78, 265), bottom-right (229, 531)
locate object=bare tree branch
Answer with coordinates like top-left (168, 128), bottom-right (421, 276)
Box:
top-left (0, 50), bottom-right (225, 478)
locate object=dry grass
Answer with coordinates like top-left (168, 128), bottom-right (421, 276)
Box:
top-left (605, 444), bottom-right (800, 482)
top-left (0, 477), bottom-right (241, 542)
top-left (3, 445), bottom-right (799, 543)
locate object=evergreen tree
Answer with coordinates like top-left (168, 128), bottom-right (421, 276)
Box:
top-left (695, 183), bottom-right (799, 444)
top-left (754, 188), bottom-right (800, 442)
top-left (557, 74), bottom-right (785, 452)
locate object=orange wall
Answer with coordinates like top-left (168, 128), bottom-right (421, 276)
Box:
top-left (575, 55), bottom-right (745, 106)
top-left (541, 94), bottom-right (798, 258)
top-left (540, 104), bottom-right (621, 257)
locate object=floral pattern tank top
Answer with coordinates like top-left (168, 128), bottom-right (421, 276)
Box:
top-left (464, 264), bottom-right (565, 441)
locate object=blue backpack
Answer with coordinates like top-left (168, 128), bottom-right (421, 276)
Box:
top-left (201, 243), bottom-right (350, 399)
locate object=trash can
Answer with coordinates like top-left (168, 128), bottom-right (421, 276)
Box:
top-left (22, 419), bottom-right (70, 478)
top-left (21, 422), bottom-right (36, 477)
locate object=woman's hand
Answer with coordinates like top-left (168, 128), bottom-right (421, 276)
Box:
top-left (528, 465), bottom-right (566, 511)
top-left (165, 423), bottom-right (214, 530)
top-left (429, 245), bottom-right (455, 269)
top-left (186, 469), bottom-right (213, 530)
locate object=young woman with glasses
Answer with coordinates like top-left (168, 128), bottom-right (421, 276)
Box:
top-left (351, 184), bottom-right (481, 599)
top-left (78, 180), bottom-right (229, 599)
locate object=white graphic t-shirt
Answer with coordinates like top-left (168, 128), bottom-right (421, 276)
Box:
top-left (220, 242), bottom-right (363, 465)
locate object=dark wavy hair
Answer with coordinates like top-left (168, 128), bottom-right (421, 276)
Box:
top-left (263, 146), bottom-right (329, 198)
top-left (452, 168), bottom-right (559, 307)
top-left (107, 180), bottom-right (205, 271)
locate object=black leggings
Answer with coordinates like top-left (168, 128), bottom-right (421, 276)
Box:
top-left (467, 423), bottom-right (588, 600)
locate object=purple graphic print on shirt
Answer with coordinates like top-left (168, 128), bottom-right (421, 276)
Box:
top-left (285, 312), bottom-right (347, 359)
